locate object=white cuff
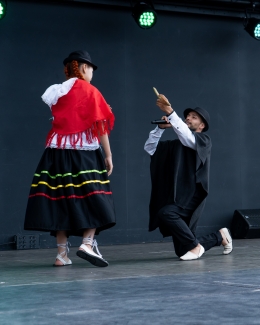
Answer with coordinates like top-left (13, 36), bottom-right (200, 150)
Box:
top-left (41, 78), bottom-right (77, 108)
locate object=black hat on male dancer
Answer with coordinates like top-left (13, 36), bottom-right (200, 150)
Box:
top-left (144, 94), bottom-right (232, 260)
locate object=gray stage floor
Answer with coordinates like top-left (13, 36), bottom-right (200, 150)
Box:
top-left (0, 239), bottom-right (260, 325)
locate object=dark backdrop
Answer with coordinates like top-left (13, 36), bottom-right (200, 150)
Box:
top-left (0, 1), bottom-right (259, 249)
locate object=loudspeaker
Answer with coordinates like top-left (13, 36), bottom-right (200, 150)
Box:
top-left (231, 209), bottom-right (260, 239)
top-left (14, 235), bottom-right (40, 250)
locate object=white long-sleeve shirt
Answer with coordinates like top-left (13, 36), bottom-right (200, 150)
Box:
top-left (144, 111), bottom-right (196, 155)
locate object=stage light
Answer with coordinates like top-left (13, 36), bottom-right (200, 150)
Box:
top-left (0, 1), bottom-right (6, 20)
top-left (132, 1), bottom-right (157, 29)
top-left (244, 18), bottom-right (260, 40)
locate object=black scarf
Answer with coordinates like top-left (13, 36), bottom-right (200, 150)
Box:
top-left (149, 132), bottom-right (212, 235)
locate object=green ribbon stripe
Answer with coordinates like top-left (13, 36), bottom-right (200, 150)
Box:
top-left (34, 169), bottom-right (107, 179)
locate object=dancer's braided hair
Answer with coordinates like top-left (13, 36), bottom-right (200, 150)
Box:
top-left (64, 60), bottom-right (85, 80)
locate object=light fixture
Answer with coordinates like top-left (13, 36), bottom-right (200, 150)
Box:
top-left (244, 17), bottom-right (260, 40)
top-left (132, 1), bottom-right (157, 29)
top-left (0, 1), bottom-right (6, 20)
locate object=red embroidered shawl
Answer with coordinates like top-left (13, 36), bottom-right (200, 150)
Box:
top-left (46, 79), bottom-right (115, 148)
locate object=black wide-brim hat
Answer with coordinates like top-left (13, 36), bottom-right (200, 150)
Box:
top-left (63, 50), bottom-right (98, 70)
top-left (183, 107), bottom-right (210, 132)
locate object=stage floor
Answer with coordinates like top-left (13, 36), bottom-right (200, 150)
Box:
top-left (0, 239), bottom-right (260, 325)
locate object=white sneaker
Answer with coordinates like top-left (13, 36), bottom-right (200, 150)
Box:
top-left (180, 245), bottom-right (205, 261)
top-left (53, 253), bottom-right (72, 267)
top-left (76, 239), bottom-right (109, 267)
top-left (220, 228), bottom-right (233, 255)
top-left (53, 242), bottom-right (72, 267)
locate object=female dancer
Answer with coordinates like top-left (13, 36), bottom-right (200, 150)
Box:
top-left (24, 50), bottom-right (116, 267)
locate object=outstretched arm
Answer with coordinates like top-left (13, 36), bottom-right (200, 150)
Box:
top-left (156, 95), bottom-right (196, 150)
top-left (167, 112), bottom-right (196, 149)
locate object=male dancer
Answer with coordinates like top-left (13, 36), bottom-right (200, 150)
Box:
top-left (144, 94), bottom-right (232, 260)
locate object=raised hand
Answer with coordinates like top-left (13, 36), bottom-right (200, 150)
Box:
top-left (156, 94), bottom-right (173, 115)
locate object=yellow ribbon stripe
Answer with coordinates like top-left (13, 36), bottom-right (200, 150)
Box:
top-left (32, 180), bottom-right (110, 190)
top-left (34, 169), bottom-right (107, 179)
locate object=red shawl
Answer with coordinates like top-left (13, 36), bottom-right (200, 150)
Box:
top-left (46, 79), bottom-right (115, 148)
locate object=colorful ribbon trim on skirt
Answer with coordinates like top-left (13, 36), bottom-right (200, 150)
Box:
top-left (34, 169), bottom-right (108, 179)
top-left (29, 169), bottom-right (112, 200)
top-left (29, 191), bottom-right (112, 200)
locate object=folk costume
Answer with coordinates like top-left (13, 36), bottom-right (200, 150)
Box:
top-left (24, 52), bottom-right (116, 252)
top-left (144, 107), bottom-right (232, 260)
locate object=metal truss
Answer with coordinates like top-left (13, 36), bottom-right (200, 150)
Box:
top-left (17, 0), bottom-right (260, 18)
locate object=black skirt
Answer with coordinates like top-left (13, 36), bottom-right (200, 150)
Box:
top-left (24, 148), bottom-right (116, 236)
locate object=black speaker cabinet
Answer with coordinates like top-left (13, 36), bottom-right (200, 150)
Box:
top-left (231, 209), bottom-right (260, 239)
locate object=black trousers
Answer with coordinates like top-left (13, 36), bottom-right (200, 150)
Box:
top-left (158, 205), bottom-right (223, 257)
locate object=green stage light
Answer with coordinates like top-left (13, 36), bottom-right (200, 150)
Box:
top-left (0, 1), bottom-right (6, 20)
top-left (132, 2), bottom-right (157, 29)
top-left (244, 18), bottom-right (260, 40)
top-left (253, 22), bottom-right (260, 39)
top-left (139, 12), bottom-right (155, 27)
